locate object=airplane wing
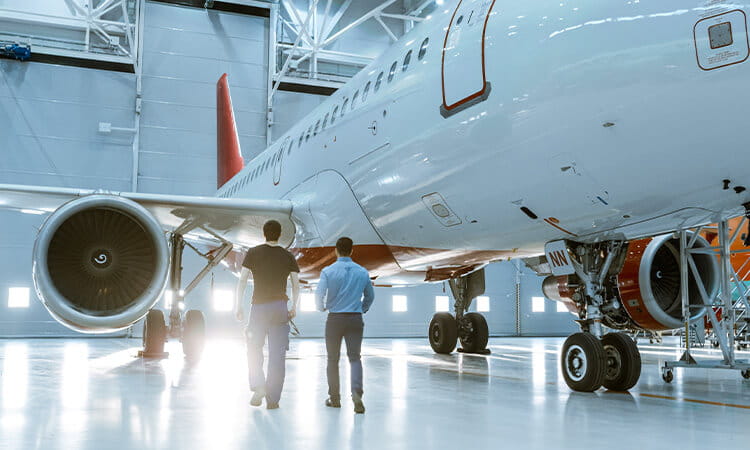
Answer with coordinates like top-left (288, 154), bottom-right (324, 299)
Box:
top-left (0, 183), bottom-right (296, 249)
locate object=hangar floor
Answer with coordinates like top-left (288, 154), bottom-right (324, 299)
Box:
top-left (1, 337), bottom-right (749, 450)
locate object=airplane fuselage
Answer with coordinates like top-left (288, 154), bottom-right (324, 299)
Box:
top-left (218, 0), bottom-right (750, 283)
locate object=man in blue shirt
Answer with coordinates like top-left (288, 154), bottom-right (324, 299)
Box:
top-left (316, 237), bottom-right (374, 414)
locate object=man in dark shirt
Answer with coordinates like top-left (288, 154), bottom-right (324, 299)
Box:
top-left (315, 237), bottom-right (374, 414)
top-left (234, 220), bottom-right (300, 410)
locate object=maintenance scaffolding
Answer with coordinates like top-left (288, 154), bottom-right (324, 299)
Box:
top-left (662, 216), bottom-right (750, 382)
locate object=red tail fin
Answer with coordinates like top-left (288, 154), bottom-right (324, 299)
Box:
top-left (216, 73), bottom-right (245, 189)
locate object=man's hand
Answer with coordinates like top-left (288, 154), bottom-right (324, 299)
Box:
top-left (235, 308), bottom-right (244, 322)
top-left (288, 307), bottom-right (297, 320)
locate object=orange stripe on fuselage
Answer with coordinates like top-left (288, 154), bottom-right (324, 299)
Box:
top-left (291, 245), bottom-right (530, 282)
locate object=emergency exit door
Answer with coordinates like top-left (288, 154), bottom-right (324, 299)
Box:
top-left (440, 0), bottom-right (496, 117)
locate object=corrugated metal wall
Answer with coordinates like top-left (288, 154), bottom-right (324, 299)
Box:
top-left (139, 2), bottom-right (269, 195)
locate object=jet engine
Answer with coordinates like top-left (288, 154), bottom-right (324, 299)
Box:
top-left (617, 233), bottom-right (719, 330)
top-left (32, 195), bottom-right (169, 333)
top-left (543, 232), bottom-right (720, 331)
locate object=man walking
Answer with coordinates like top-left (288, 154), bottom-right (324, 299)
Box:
top-left (315, 237), bottom-right (374, 414)
top-left (235, 220), bottom-right (300, 410)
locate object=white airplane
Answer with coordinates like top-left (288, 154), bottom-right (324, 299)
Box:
top-left (2, 0), bottom-right (750, 391)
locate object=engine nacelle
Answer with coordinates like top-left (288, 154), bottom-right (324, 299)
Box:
top-left (32, 195), bottom-right (169, 333)
top-left (541, 275), bottom-right (578, 313)
top-left (617, 233), bottom-right (718, 330)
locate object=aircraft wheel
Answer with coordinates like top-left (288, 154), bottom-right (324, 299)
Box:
top-left (459, 312), bottom-right (489, 353)
top-left (429, 313), bottom-right (457, 354)
top-left (561, 332), bottom-right (606, 392)
top-left (601, 332), bottom-right (641, 391)
top-left (143, 309), bottom-right (167, 356)
top-left (182, 310), bottom-right (205, 361)
top-left (741, 369), bottom-right (750, 380)
top-left (662, 368), bottom-right (674, 383)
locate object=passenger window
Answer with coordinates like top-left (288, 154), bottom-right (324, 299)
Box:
top-left (306, 126), bottom-right (311, 141)
top-left (341, 97), bottom-right (349, 116)
top-left (374, 72), bottom-right (384, 92)
top-left (402, 50), bottom-right (412, 72)
top-left (388, 61), bottom-right (397, 82)
top-left (314, 120), bottom-right (320, 136)
top-left (418, 37), bottom-right (429, 60)
top-left (332, 105), bottom-right (339, 124)
top-left (351, 90), bottom-right (360, 110)
top-left (362, 81), bottom-right (371, 102)
top-left (323, 112), bottom-right (329, 129)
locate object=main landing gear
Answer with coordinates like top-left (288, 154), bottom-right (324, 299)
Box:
top-left (429, 269), bottom-right (490, 355)
top-left (140, 232), bottom-right (232, 361)
top-left (556, 241), bottom-right (642, 392)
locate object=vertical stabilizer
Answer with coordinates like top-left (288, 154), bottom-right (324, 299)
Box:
top-left (216, 73), bottom-right (245, 189)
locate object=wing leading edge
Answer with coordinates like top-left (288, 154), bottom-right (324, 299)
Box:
top-left (0, 183), bottom-right (296, 249)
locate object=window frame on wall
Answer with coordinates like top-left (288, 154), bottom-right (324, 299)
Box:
top-left (392, 295), bottom-right (408, 312)
top-left (532, 296), bottom-right (545, 313)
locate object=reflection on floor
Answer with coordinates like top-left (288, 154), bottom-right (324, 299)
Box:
top-left (1, 337), bottom-right (749, 449)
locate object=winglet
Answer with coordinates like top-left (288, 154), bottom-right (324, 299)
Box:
top-left (216, 73), bottom-right (245, 189)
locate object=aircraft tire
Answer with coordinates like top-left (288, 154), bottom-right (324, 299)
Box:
top-left (182, 310), bottom-right (206, 361)
top-left (459, 312), bottom-right (489, 353)
top-left (429, 313), bottom-right (458, 354)
top-left (601, 332), bottom-right (641, 391)
top-left (561, 332), bottom-right (606, 392)
top-left (143, 309), bottom-right (167, 355)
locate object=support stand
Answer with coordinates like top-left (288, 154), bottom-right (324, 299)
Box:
top-left (662, 218), bottom-right (750, 381)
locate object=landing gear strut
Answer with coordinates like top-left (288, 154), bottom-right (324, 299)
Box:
top-left (428, 269), bottom-right (490, 355)
top-left (552, 240), bottom-right (643, 392)
top-left (139, 231), bottom-right (232, 361)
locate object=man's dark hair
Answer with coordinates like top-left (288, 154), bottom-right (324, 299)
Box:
top-left (336, 237), bottom-right (353, 257)
top-left (263, 220), bottom-right (282, 241)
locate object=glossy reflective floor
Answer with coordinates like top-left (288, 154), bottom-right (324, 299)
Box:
top-left (1, 337), bottom-right (749, 450)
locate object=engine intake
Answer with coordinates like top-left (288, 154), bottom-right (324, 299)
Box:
top-left (617, 232), bottom-right (718, 330)
top-left (32, 195), bottom-right (169, 333)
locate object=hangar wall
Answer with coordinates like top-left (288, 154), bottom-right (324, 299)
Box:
top-left (0, 0), bottom-right (578, 338)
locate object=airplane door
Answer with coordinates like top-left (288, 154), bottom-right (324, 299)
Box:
top-left (273, 137), bottom-right (289, 186)
top-left (440, 0), bottom-right (496, 117)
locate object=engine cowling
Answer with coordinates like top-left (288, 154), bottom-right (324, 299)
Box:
top-left (617, 232), bottom-right (719, 330)
top-left (32, 195), bottom-right (169, 333)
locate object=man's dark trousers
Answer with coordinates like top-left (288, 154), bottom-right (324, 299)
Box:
top-left (246, 300), bottom-right (290, 404)
top-left (325, 312), bottom-right (364, 398)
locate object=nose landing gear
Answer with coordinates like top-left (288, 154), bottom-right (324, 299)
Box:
top-left (552, 240), bottom-right (643, 392)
